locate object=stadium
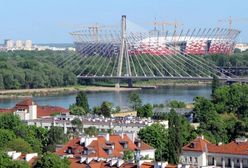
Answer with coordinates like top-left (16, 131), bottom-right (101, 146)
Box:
top-left (71, 27), bottom-right (240, 57)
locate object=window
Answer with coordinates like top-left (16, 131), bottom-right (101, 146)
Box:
top-left (190, 157), bottom-right (192, 162)
top-left (195, 157), bottom-right (198, 163)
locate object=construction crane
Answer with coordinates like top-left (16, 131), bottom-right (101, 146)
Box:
top-left (218, 16), bottom-right (248, 30)
top-left (146, 19), bottom-right (183, 35)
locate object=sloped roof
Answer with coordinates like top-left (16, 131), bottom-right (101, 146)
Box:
top-left (208, 140), bottom-right (248, 156)
top-left (182, 136), bottom-right (210, 152)
top-left (37, 106), bottom-right (69, 117)
top-left (15, 98), bottom-right (34, 107)
top-left (55, 134), bottom-right (154, 159)
top-left (183, 136), bottom-right (248, 156)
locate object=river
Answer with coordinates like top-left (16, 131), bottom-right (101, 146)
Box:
top-left (0, 85), bottom-right (211, 108)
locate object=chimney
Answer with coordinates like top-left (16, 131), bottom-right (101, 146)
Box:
top-left (106, 133), bottom-right (110, 141)
top-left (80, 137), bottom-right (85, 145)
top-left (218, 142), bottom-right (222, 146)
top-left (117, 159), bottom-right (124, 167)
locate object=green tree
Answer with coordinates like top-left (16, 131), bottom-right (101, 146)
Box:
top-left (0, 74), bottom-right (4, 89)
top-left (84, 126), bottom-right (98, 136)
top-left (0, 151), bottom-right (29, 168)
top-left (137, 104), bottom-right (153, 118)
top-left (13, 124), bottom-right (43, 154)
top-left (92, 106), bottom-right (101, 116)
top-left (75, 91), bottom-right (89, 113)
top-left (34, 152), bottom-right (70, 168)
top-left (138, 123), bottom-right (168, 161)
top-left (168, 100), bottom-right (186, 108)
top-left (6, 138), bottom-right (33, 153)
top-left (69, 104), bottom-right (86, 116)
top-left (128, 92), bottom-right (142, 110)
top-left (0, 129), bottom-right (16, 148)
top-left (211, 75), bottom-right (220, 95)
top-left (100, 101), bottom-right (112, 117)
top-left (168, 109), bottom-right (183, 164)
top-left (193, 97), bottom-right (227, 143)
top-left (47, 127), bottom-right (67, 152)
top-left (0, 114), bottom-right (22, 130)
top-left (123, 150), bottom-right (134, 161)
top-left (71, 118), bottom-right (83, 133)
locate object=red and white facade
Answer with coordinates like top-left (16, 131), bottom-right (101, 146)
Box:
top-left (180, 136), bottom-right (248, 168)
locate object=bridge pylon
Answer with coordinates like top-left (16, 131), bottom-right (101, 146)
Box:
top-left (115, 15), bottom-right (132, 89)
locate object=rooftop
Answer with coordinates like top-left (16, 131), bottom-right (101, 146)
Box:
top-left (55, 133), bottom-right (154, 159)
top-left (183, 136), bottom-right (248, 156)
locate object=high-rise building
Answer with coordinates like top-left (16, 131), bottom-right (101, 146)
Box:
top-left (4, 39), bottom-right (14, 49)
top-left (15, 40), bottom-right (23, 48)
top-left (24, 40), bottom-right (32, 50)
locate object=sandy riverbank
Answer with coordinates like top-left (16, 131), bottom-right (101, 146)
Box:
top-left (0, 86), bottom-right (141, 98)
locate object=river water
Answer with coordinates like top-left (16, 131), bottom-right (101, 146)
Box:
top-left (0, 85), bottom-right (211, 109)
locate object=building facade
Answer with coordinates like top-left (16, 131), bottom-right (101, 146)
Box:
top-left (180, 136), bottom-right (248, 168)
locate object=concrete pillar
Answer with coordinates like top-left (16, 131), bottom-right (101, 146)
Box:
top-left (128, 79), bottom-right (133, 88)
top-left (115, 82), bottom-right (120, 89)
top-left (63, 121), bottom-right (67, 134)
top-left (231, 159), bottom-right (234, 168)
top-left (240, 159), bottom-right (243, 168)
top-left (222, 158), bottom-right (225, 168)
top-left (214, 158), bottom-right (217, 167)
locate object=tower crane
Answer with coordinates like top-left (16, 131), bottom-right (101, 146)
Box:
top-left (218, 16), bottom-right (248, 30)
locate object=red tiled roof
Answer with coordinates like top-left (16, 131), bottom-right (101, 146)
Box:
top-left (37, 106), bottom-right (69, 117)
top-left (183, 137), bottom-right (248, 156)
top-left (15, 98), bottom-right (34, 107)
top-left (55, 134), bottom-right (154, 159)
top-left (68, 158), bottom-right (155, 168)
top-left (0, 108), bottom-right (15, 113)
top-left (165, 164), bottom-right (177, 168)
top-left (208, 140), bottom-right (248, 156)
top-left (182, 137), bottom-right (210, 152)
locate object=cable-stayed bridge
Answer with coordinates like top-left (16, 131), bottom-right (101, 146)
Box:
top-left (57, 16), bottom-right (247, 86)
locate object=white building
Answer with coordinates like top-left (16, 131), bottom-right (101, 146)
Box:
top-left (15, 40), bottom-right (23, 48)
top-left (7, 151), bottom-right (38, 165)
top-left (26, 113), bottom-right (168, 134)
top-left (24, 40), bottom-right (32, 50)
top-left (4, 39), bottom-right (14, 49)
top-left (180, 136), bottom-right (248, 168)
top-left (14, 98), bottom-right (37, 120)
top-left (235, 43), bottom-right (248, 52)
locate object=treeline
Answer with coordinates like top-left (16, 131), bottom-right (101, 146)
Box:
top-left (0, 113), bottom-right (70, 167)
top-left (137, 83), bottom-right (248, 164)
top-left (204, 50), bottom-right (248, 67)
top-left (193, 83), bottom-right (248, 143)
top-left (0, 50), bottom-right (77, 89)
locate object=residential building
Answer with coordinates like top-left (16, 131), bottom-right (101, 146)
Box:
top-left (235, 43), bottom-right (248, 52)
top-left (4, 39), bottom-right (14, 49)
top-left (180, 136), bottom-right (248, 168)
top-left (15, 40), bottom-right (23, 48)
top-left (24, 40), bottom-right (32, 50)
top-left (0, 98), bottom-right (69, 120)
top-left (26, 113), bottom-right (168, 134)
top-left (67, 158), bottom-right (176, 168)
top-left (7, 151), bottom-right (38, 167)
top-left (55, 133), bottom-right (155, 161)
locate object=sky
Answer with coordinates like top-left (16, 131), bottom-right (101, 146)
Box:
top-left (0, 0), bottom-right (247, 43)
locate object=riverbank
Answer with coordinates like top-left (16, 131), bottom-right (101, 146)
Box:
top-left (0, 80), bottom-right (213, 98)
top-left (0, 86), bottom-right (141, 98)
top-left (133, 80), bottom-right (212, 88)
